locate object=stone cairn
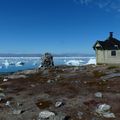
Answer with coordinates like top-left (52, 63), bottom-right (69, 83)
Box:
top-left (41, 53), bottom-right (54, 68)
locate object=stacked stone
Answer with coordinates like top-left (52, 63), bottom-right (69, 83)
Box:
top-left (41, 53), bottom-right (54, 67)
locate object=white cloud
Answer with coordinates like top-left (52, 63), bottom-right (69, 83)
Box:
top-left (75, 0), bottom-right (120, 12)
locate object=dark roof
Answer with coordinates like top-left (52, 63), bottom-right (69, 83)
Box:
top-left (93, 32), bottom-right (120, 50)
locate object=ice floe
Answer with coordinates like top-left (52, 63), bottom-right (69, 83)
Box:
top-left (15, 62), bottom-right (25, 67)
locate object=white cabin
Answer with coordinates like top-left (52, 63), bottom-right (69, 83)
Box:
top-left (93, 32), bottom-right (120, 65)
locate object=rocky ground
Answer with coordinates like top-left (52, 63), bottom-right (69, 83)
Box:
top-left (0, 65), bottom-right (120, 120)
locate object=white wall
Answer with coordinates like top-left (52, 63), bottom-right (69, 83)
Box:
top-left (96, 50), bottom-right (120, 64)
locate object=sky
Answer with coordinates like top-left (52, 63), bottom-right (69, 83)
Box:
top-left (0, 0), bottom-right (120, 54)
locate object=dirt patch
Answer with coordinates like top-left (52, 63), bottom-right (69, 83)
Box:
top-left (36, 99), bottom-right (53, 109)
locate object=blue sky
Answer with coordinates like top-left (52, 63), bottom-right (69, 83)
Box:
top-left (0, 0), bottom-right (120, 54)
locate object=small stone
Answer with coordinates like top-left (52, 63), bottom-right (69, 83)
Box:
top-left (17, 102), bottom-right (23, 106)
top-left (0, 87), bottom-right (4, 91)
top-left (49, 113), bottom-right (67, 120)
top-left (56, 75), bottom-right (61, 79)
top-left (47, 80), bottom-right (54, 83)
top-left (30, 84), bottom-right (35, 87)
top-left (13, 109), bottom-right (23, 115)
top-left (55, 101), bottom-right (63, 108)
top-left (3, 78), bottom-right (8, 82)
top-left (103, 112), bottom-right (116, 118)
top-left (94, 92), bottom-right (103, 98)
top-left (77, 112), bottom-right (83, 119)
top-left (0, 93), bottom-right (5, 97)
top-left (84, 81), bottom-right (87, 84)
top-left (5, 101), bottom-right (11, 107)
top-left (39, 110), bottom-right (55, 119)
top-left (107, 86), bottom-right (110, 89)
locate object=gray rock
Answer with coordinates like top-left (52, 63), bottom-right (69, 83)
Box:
top-left (7, 74), bottom-right (27, 79)
top-left (3, 78), bottom-right (8, 82)
top-left (49, 113), bottom-right (67, 120)
top-left (13, 109), bottom-right (23, 115)
top-left (94, 92), bottom-right (103, 98)
top-left (101, 73), bottom-right (120, 80)
top-left (0, 93), bottom-right (5, 101)
top-left (0, 93), bottom-right (5, 97)
top-left (77, 112), bottom-right (83, 119)
top-left (0, 87), bottom-right (4, 91)
top-left (102, 112), bottom-right (116, 118)
top-left (42, 69), bottom-right (49, 76)
top-left (39, 110), bottom-right (55, 119)
top-left (95, 104), bottom-right (115, 118)
top-left (97, 104), bottom-right (111, 112)
top-left (55, 101), bottom-right (63, 108)
top-left (47, 80), bottom-right (54, 83)
top-left (5, 101), bottom-right (11, 107)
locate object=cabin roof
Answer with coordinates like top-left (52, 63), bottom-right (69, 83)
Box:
top-left (93, 32), bottom-right (120, 50)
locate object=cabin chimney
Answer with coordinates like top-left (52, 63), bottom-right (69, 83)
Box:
top-left (109, 32), bottom-right (113, 38)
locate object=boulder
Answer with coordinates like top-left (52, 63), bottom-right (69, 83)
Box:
top-left (39, 110), bottom-right (55, 119)
top-left (95, 104), bottom-right (115, 118)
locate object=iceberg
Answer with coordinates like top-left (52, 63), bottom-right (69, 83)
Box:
top-left (33, 61), bottom-right (38, 66)
top-left (87, 58), bottom-right (96, 65)
top-left (3, 60), bottom-right (9, 68)
top-left (15, 61), bottom-right (25, 67)
top-left (65, 60), bottom-right (84, 66)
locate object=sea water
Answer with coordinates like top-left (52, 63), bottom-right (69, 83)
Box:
top-left (0, 56), bottom-right (96, 73)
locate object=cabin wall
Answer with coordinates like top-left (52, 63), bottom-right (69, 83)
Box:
top-left (96, 50), bottom-right (120, 64)
top-left (96, 49), bottom-right (105, 64)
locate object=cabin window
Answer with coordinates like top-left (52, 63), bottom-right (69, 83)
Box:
top-left (111, 51), bottom-right (116, 56)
